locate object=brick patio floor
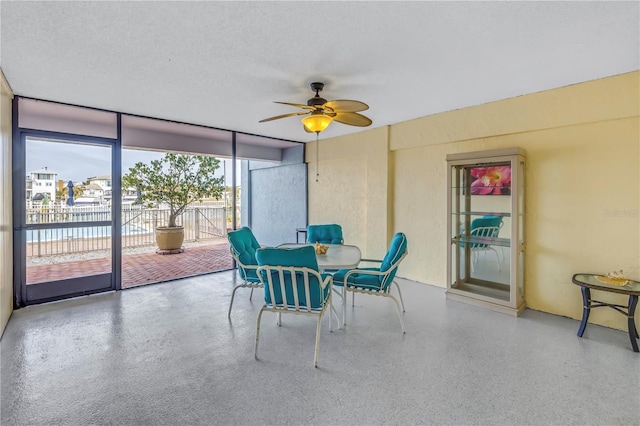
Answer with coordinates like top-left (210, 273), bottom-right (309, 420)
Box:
top-left (26, 242), bottom-right (233, 288)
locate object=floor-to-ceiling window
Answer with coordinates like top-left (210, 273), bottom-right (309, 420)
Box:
top-left (120, 147), bottom-right (232, 288)
top-left (13, 98), bottom-right (304, 305)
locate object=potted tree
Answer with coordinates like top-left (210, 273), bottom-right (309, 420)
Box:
top-left (123, 153), bottom-right (225, 251)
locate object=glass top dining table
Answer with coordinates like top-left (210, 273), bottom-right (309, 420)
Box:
top-left (277, 243), bottom-right (362, 272)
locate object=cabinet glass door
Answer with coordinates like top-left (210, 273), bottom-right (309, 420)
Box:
top-left (450, 163), bottom-right (512, 302)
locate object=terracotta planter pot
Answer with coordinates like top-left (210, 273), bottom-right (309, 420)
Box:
top-left (155, 226), bottom-right (185, 250)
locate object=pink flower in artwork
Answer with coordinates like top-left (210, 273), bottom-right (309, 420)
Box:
top-left (470, 166), bottom-right (511, 195)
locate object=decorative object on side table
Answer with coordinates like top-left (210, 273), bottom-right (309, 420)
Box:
top-left (595, 270), bottom-right (631, 286)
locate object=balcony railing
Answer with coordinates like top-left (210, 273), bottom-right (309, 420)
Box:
top-left (25, 203), bottom-right (228, 257)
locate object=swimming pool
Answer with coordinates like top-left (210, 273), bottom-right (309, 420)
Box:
top-left (26, 224), bottom-right (151, 243)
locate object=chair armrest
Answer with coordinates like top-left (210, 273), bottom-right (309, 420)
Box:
top-left (321, 274), bottom-right (333, 291)
top-left (344, 268), bottom-right (387, 278)
top-left (341, 268), bottom-right (388, 291)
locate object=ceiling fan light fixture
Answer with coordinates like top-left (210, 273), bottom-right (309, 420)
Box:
top-left (302, 112), bottom-right (332, 133)
top-left (260, 82), bottom-right (370, 133)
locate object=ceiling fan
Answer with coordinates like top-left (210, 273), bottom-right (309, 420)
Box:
top-left (259, 82), bottom-right (372, 133)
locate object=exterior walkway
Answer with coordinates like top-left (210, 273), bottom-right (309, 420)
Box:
top-left (26, 242), bottom-right (233, 288)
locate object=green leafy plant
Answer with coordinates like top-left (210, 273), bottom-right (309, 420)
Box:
top-left (123, 153), bottom-right (225, 227)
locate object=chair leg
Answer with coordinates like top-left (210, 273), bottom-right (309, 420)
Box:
top-left (329, 293), bottom-right (342, 330)
top-left (333, 286), bottom-right (347, 322)
top-left (332, 286), bottom-right (344, 302)
top-left (388, 294), bottom-right (406, 333)
top-left (330, 300), bottom-right (341, 330)
top-left (352, 291), bottom-right (355, 307)
top-left (393, 281), bottom-right (406, 312)
top-left (255, 308), bottom-right (265, 359)
top-left (277, 312), bottom-right (282, 326)
top-left (314, 316), bottom-right (323, 368)
top-left (328, 296), bottom-right (333, 332)
top-left (228, 284), bottom-right (242, 319)
top-left (250, 288), bottom-right (254, 301)
top-left (342, 287), bottom-right (348, 327)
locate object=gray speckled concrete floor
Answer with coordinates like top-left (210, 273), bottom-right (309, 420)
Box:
top-left (1, 271), bottom-right (639, 425)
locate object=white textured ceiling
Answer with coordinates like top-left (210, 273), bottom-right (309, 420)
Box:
top-left (1, 1), bottom-right (638, 143)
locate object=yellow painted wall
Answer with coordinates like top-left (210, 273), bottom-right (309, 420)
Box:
top-left (307, 71), bottom-right (640, 331)
top-left (0, 68), bottom-right (14, 337)
top-left (307, 127), bottom-right (390, 260)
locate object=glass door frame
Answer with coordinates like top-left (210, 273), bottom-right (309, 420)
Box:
top-left (12, 123), bottom-right (122, 306)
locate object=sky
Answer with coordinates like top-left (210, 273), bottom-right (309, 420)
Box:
top-left (25, 138), bottom-right (236, 185)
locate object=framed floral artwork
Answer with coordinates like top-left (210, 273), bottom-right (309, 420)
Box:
top-left (469, 165), bottom-right (511, 195)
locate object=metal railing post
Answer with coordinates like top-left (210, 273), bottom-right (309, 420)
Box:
top-left (195, 208), bottom-right (200, 241)
top-left (153, 213), bottom-right (158, 241)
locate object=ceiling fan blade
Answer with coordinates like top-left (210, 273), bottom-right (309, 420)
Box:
top-left (332, 112), bottom-right (372, 127)
top-left (274, 101), bottom-right (315, 110)
top-left (259, 111), bottom-right (309, 123)
top-left (323, 100), bottom-right (369, 113)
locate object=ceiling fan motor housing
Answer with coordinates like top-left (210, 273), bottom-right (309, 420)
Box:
top-left (308, 82), bottom-right (327, 107)
top-left (307, 96), bottom-right (327, 107)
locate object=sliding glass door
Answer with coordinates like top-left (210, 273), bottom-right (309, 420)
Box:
top-left (18, 135), bottom-right (116, 304)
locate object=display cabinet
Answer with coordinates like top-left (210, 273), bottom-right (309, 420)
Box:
top-left (446, 148), bottom-right (525, 316)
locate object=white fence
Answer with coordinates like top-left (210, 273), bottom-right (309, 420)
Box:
top-left (26, 203), bottom-right (228, 257)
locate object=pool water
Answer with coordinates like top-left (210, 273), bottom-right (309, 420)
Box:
top-left (26, 224), bottom-right (151, 243)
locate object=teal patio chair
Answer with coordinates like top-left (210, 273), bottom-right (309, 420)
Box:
top-left (227, 227), bottom-right (262, 319)
top-left (333, 232), bottom-right (408, 333)
top-left (255, 246), bottom-right (339, 367)
top-left (307, 224), bottom-right (344, 244)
